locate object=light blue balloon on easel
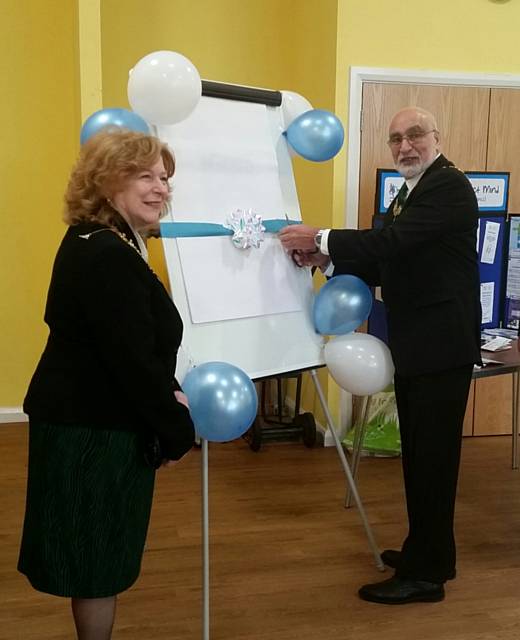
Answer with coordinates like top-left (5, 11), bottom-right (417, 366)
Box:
top-left (285, 109), bottom-right (344, 162)
top-left (80, 108), bottom-right (150, 144)
top-left (313, 275), bottom-right (372, 335)
top-left (183, 362), bottom-right (258, 442)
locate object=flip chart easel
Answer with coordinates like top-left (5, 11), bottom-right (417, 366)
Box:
top-left (156, 80), bottom-right (383, 640)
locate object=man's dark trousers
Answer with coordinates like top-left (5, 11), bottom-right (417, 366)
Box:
top-left (394, 364), bottom-right (474, 583)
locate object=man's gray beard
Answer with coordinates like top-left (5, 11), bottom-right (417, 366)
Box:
top-left (396, 160), bottom-right (424, 179)
top-left (396, 155), bottom-right (436, 179)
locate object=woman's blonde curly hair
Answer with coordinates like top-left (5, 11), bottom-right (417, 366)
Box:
top-left (64, 128), bottom-right (175, 226)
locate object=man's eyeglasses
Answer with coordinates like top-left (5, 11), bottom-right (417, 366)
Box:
top-left (387, 129), bottom-right (437, 148)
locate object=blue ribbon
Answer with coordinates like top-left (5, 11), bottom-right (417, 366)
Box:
top-left (160, 218), bottom-right (300, 239)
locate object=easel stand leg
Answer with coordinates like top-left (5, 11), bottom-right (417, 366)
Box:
top-left (202, 439), bottom-right (210, 640)
top-left (310, 370), bottom-right (384, 571)
top-left (345, 396), bottom-right (371, 508)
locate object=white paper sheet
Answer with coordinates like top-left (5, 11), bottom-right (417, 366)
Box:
top-left (506, 258), bottom-right (520, 299)
top-left (177, 236), bottom-right (303, 323)
top-left (509, 218), bottom-right (520, 260)
top-left (470, 177), bottom-right (507, 210)
top-left (383, 176), bottom-right (405, 209)
top-left (480, 281), bottom-right (495, 324)
top-left (161, 98), bottom-right (301, 324)
top-left (480, 220), bottom-right (500, 265)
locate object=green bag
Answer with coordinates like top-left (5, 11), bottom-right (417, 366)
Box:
top-left (342, 385), bottom-right (401, 457)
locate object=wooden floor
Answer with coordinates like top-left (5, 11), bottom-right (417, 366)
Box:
top-left (2, 424), bottom-right (520, 639)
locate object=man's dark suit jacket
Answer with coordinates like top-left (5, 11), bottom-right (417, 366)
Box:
top-left (24, 219), bottom-right (195, 460)
top-left (329, 154), bottom-right (481, 377)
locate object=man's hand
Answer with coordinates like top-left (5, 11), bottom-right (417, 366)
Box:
top-left (279, 224), bottom-right (320, 252)
top-left (292, 250), bottom-right (331, 270)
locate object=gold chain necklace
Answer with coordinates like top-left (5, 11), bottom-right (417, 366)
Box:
top-left (111, 229), bottom-right (142, 255)
top-left (79, 227), bottom-right (140, 253)
top-left (78, 227), bottom-right (159, 277)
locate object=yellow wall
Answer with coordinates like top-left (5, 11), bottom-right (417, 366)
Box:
top-left (1, 0), bottom-right (337, 410)
top-left (100, 0), bottom-right (338, 420)
top-left (7, 0), bottom-right (520, 417)
top-left (0, 0), bottom-right (80, 406)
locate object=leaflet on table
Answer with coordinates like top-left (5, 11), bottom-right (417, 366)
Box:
top-left (482, 327), bottom-right (518, 340)
top-left (481, 336), bottom-right (512, 352)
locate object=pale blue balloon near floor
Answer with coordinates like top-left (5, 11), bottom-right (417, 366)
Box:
top-left (285, 109), bottom-right (344, 162)
top-left (313, 274), bottom-right (372, 335)
top-left (183, 362), bottom-right (258, 443)
top-left (80, 108), bottom-right (150, 145)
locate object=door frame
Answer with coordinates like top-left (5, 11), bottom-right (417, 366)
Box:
top-left (336, 67), bottom-right (520, 436)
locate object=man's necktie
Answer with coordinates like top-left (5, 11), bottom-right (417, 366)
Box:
top-left (393, 182), bottom-right (408, 218)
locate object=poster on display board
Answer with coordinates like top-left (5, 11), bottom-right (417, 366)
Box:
top-left (374, 169), bottom-right (509, 215)
top-left (503, 215), bottom-right (520, 329)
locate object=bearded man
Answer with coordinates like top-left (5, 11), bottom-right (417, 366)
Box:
top-left (279, 107), bottom-right (481, 604)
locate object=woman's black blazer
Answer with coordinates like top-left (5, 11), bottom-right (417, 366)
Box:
top-left (24, 219), bottom-right (195, 460)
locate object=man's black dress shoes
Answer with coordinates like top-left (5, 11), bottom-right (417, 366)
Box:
top-left (380, 549), bottom-right (456, 580)
top-left (358, 575), bottom-right (445, 604)
top-left (380, 549), bottom-right (402, 569)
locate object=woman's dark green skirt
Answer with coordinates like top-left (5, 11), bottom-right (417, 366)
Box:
top-left (18, 421), bottom-right (155, 598)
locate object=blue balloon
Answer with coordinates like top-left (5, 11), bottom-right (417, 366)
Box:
top-left (182, 362), bottom-right (258, 442)
top-left (285, 109), bottom-right (344, 162)
top-left (313, 275), bottom-right (372, 335)
top-left (80, 108), bottom-right (150, 145)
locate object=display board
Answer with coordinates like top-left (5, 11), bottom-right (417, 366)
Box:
top-left (503, 214), bottom-right (520, 329)
top-left (157, 81), bottom-right (324, 381)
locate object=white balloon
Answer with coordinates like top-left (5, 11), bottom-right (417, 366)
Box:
top-left (324, 333), bottom-right (395, 396)
top-left (281, 90), bottom-right (312, 130)
top-left (127, 50), bottom-right (202, 125)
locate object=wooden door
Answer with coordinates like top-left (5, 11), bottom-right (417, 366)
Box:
top-left (487, 88), bottom-right (520, 212)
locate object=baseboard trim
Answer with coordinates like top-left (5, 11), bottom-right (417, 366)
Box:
top-left (0, 408), bottom-right (28, 424)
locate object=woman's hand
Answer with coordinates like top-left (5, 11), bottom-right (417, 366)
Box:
top-left (161, 459), bottom-right (179, 468)
top-left (162, 391), bottom-right (190, 468)
top-left (174, 390), bottom-right (189, 408)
